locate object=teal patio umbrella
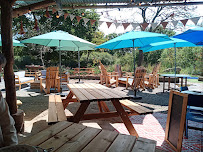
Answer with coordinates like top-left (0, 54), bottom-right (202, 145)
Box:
top-left (22, 30), bottom-right (97, 84)
top-left (0, 36), bottom-right (25, 47)
top-left (139, 38), bottom-right (198, 88)
top-left (57, 45), bottom-right (96, 82)
top-left (97, 31), bottom-right (170, 98)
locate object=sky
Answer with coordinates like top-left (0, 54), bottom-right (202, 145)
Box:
top-left (97, 4), bottom-right (203, 35)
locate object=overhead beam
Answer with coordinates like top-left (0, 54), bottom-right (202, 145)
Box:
top-left (13, 0), bottom-right (55, 18)
top-left (53, 1), bottom-right (203, 10)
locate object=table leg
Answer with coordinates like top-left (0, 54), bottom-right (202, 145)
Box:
top-left (111, 99), bottom-right (139, 138)
top-left (97, 101), bottom-right (103, 113)
top-left (62, 91), bottom-right (74, 109)
top-left (168, 77), bottom-right (170, 91)
top-left (100, 101), bottom-right (110, 112)
top-left (163, 76), bottom-right (165, 93)
top-left (70, 101), bottom-right (90, 123)
top-left (181, 77), bottom-right (183, 87)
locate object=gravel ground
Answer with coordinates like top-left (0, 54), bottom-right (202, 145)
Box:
top-left (0, 78), bottom-right (202, 145)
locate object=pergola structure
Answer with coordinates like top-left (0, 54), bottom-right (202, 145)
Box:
top-left (0, 0), bottom-right (202, 127)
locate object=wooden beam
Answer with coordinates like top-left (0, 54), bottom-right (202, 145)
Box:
top-left (53, 1), bottom-right (203, 10)
top-left (13, 0), bottom-right (56, 18)
top-left (1, 1), bottom-right (17, 114)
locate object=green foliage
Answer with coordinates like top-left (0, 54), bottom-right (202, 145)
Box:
top-left (80, 51), bottom-right (114, 67)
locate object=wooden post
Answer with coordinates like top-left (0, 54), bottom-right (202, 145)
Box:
top-left (1, 0), bottom-right (17, 114)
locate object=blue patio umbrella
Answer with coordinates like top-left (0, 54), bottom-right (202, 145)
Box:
top-left (97, 31), bottom-right (170, 98)
top-left (139, 38), bottom-right (199, 88)
top-left (173, 27), bottom-right (203, 45)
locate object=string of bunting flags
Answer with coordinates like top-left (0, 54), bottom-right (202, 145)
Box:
top-left (19, 7), bottom-right (202, 34)
top-left (99, 16), bottom-right (202, 31)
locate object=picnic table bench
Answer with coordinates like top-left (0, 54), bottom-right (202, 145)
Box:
top-left (20, 121), bottom-right (156, 152)
top-left (72, 68), bottom-right (94, 75)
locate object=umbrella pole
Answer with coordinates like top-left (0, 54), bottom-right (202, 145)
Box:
top-left (75, 47), bottom-right (84, 84)
top-left (59, 40), bottom-right (62, 92)
top-left (174, 43), bottom-right (177, 89)
top-left (129, 40), bottom-right (142, 100)
top-left (78, 48), bottom-right (80, 82)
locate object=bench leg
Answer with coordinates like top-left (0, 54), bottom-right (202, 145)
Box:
top-left (111, 99), bottom-right (139, 138)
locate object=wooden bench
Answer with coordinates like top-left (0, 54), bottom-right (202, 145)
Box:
top-left (48, 95), bottom-right (67, 124)
top-left (72, 68), bottom-right (94, 75)
top-left (120, 99), bottom-right (153, 115)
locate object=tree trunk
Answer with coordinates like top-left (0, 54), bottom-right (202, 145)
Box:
top-left (1, 1), bottom-right (17, 114)
top-left (138, 50), bottom-right (144, 67)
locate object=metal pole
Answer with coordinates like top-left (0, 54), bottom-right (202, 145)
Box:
top-left (78, 48), bottom-right (80, 82)
top-left (174, 43), bottom-right (177, 89)
top-left (133, 40), bottom-right (137, 96)
top-left (59, 40), bottom-right (62, 92)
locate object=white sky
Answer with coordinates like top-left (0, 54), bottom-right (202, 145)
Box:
top-left (97, 4), bottom-right (203, 35)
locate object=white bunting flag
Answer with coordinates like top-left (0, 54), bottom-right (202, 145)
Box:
top-left (114, 23), bottom-right (121, 29)
top-left (131, 23), bottom-right (139, 30)
top-left (69, 14), bottom-right (75, 21)
top-left (190, 17), bottom-right (200, 25)
top-left (171, 21), bottom-right (178, 27)
top-left (98, 21), bottom-right (104, 27)
top-left (83, 18), bottom-right (90, 25)
top-left (151, 23), bottom-right (158, 29)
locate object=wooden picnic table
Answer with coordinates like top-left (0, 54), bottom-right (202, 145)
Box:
top-left (161, 74), bottom-right (191, 93)
top-left (25, 65), bottom-right (44, 72)
top-left (20, 121), bottom-right (156, 152)
top-left (63, 83), bottom-right (140, 137)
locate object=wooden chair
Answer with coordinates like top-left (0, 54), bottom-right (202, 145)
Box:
top-left (146, 63), bottom-right (161, 89)
top-left (40, 67), bottom-right (60, 94)
top-left (99, 61), bottom-right (118, 87)
top-left (125, 66), bottom-right (147, 91)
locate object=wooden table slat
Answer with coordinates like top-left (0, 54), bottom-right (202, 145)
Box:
top-left (48, 95), bottom-right (58, 123)
top-left (81, 130), bottom-right (118, 152)
top-left (39, 123), bottom-right (87, 150)
top-left (106, 134), bottom-right (136, 152)
top-left (72, 84), bottom-right (97, 100)
top-left (83, 83), bottom-right (113, 99)
top-left (21, 121), bottom-right (73, 146)
top-left (67, 84), bottom-right (89, 101)
top-left (79, 83), bottom-right (107, 100)
top-left (93, 83), bottom-right (130, 98)
top-left (55, 95), bottom-right (67, 121)
top-left (55, 127), bottom-right (101, 152)
top-left (120, 100), bottom-right (146, 114)
top-left (87, 83), bottom-right (122, 99)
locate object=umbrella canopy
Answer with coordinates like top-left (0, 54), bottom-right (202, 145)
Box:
top-left (139, 38), bottom-right (197, 52)
top-left (21, 30), bottom-right (95, 48)
top-left (96, 31), bottom-right (170, 50)
top-left (173, 27), bottom-right (203, 45)
top-left (0, 36), bottom-right (25, 47)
